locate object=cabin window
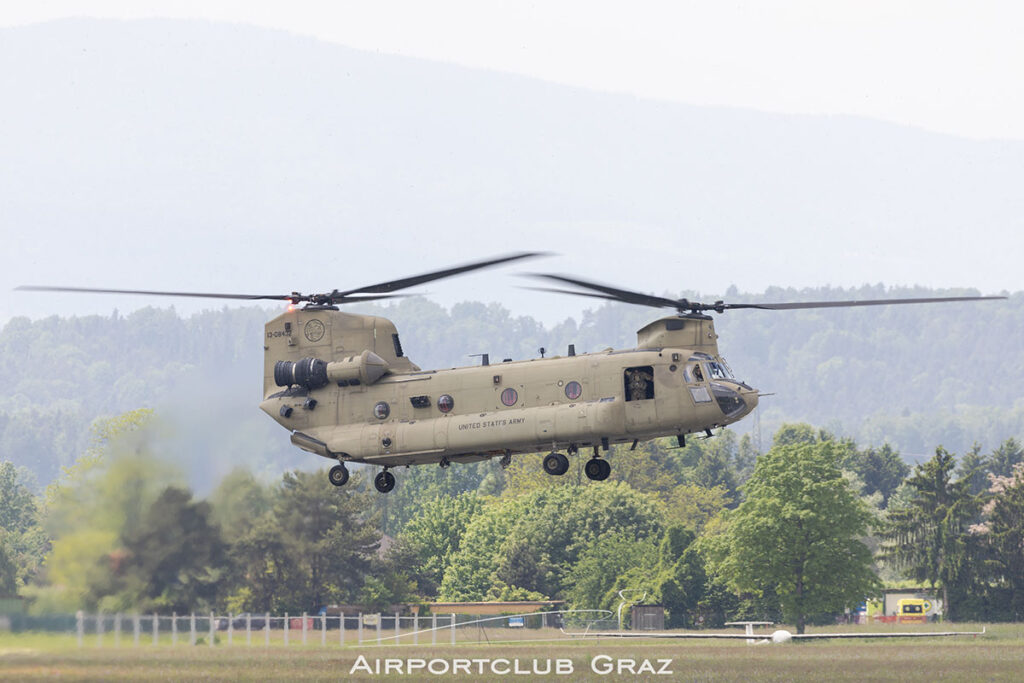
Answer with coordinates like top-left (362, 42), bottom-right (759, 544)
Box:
top-left (565, 381), bottom-right (582, 400)
top-left (437, 394), bottom-right (455, 413)
top-left (624, 366), bottom-right (654, 401)
top-left (501, 388), bottom-right (519, 406)
top-left (373, 401), bottom-right (390, 419)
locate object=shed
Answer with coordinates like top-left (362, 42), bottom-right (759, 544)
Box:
top-left (630, 604), bottom-right (665, 631)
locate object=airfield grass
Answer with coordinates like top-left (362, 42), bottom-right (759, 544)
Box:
top-left (1, 623), bottom-right (1022, 681)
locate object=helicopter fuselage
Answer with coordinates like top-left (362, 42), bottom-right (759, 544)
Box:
top-left (259, 308), bottom-right (759, 468)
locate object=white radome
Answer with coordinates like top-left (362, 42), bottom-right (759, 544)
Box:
top-left (771, 630), bottom-right (794, 644)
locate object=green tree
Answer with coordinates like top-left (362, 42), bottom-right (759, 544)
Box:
top-left (396, 492), bottom-right (484, 597)
top-left (440, 482), bottom-right (662, 601)
top-left (208, 468), bottom-right (272, 540)
top-left (565, 531), bottom-right (658, 612)
top-left (987, 438), bottom-right (1023, 479)
top-left (272, 469), bottom-right (379, 612)
top-left (879, 447), bottom-right (979, 619)
top-left (0, 462), bottom-right (38, 535)
top-left (956, 443), bottom-right (990, 497)
top-left (656, 526), bottom-right (706, 628)
top-left (974, 463), bottom-right (1024, 620)
top-left (29, 410), bottom-right (182, 612)
top-left (98, 486), bottom-right (226, 612)
top-left (847, 443), bottom-right (909, 506)
top-left (710, 441), bottom-right (878, 633)
top-left (0, 462), bottom-right (46, 592)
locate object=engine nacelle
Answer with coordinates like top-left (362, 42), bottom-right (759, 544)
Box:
top-left (326, 350), bottom-right (390, 386)
top-left (274, 350), bottom-right (389, 390)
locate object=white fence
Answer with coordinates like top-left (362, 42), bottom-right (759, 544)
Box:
top-left (72, 610), bottom-right (615, 648)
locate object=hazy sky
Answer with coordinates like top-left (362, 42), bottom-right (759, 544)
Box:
top-left (5, 1), bottom-right (1023, 141)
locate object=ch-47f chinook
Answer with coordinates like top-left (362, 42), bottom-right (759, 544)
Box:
top-left (19, 255), bottom-right (1005, 494)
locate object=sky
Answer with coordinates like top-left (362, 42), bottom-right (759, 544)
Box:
top-left (4, 0), bottom-right (1023, 141)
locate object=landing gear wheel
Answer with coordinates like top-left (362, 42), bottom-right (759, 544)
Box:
top-left (584, 458), bottom-right (611, 481)
top-left (374, 470), bottom-right (396, 493)
top-left (328, 464), bottom-right (350, 487)
top-left (542, 452), bottom-right (570, 476)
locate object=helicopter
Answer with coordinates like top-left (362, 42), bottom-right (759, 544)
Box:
top-left (19, 254), bottom-right (1005, 493)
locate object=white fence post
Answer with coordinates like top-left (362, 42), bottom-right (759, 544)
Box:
top-left (133, 613), bottom-right (140, 647)
top-left (172, 612), bottom-right (178, 646)
top-left (431, 613), bottom-right (437, 645)
top-left (96, 612), bottom-right (104, 647)
top-left (321, 613), bottom-right (326, 646)
top-left (152, 613), bottom-right (158, 646)
top-left (76, 610), bottom-right (83, 648)
top-left (358, 613), bottom-right (363, 645)
top-left (302, 612), bottom-right (307, 645)
top-left (340, 615), bottom-right (345, 647)
top-left (228, 613), bottom-right (233, 646)
top-left (208, 612), bottom-right (214, 647)
top-left (413, 612), bottom-right (418, 645)
top-left (376, 615), bottom-right (381, 645)
top-left (246, 613), bottom-right (251, 646)
top-left (395, 612), bottom-right (400, 643)
top-left (114, 613), bottom-right (122, 647)
top-left (190, 613), bottom-right (197, 646)
top-left (450, 613), bottom-right (456, 645)
top-left (284, 612), bottom-right (289, 646)
top-left (264, 613), bottom-right (270, 647)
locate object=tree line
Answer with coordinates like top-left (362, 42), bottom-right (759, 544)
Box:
top-left (2, 409), bottom-right (1022, 628)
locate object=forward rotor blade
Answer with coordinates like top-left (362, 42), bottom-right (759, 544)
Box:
top-left (520, 286), bottom-right (626, 304)
top-left (15, 285), bottom-right (294, 301)
top-left (529, 274), bottom-right (685, 310)
top-left (338, 252), bottom-right (547, 296)
top-left (724, 295), bottom-right (1006, 311)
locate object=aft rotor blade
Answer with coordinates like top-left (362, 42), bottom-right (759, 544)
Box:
top-left (16, 285), bottom-right (295, 301)
top-left (724, 295), bottom-right (1007, 311)
top-left (338, 252), bottom-right (547, 296)
top-left (529, 274), bottom-right (685, 310)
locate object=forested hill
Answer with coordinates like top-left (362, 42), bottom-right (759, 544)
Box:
top-left (1, 286), bottom-right (1020, 488)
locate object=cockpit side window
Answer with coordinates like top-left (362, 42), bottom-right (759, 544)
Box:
top-left (685, 363), bottom-right (704, 383)
top-left (624, 366), bottom-right (654, 401)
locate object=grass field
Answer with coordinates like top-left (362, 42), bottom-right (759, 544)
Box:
top-left (1, 623), bottom-right (1022, 681)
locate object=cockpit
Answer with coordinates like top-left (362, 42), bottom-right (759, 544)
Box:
top-left (685, 354), bottom-right (749, 418)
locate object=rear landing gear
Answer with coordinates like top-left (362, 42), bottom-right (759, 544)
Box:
top-left (328, 464), bottom-right (350, 487)
top-left (542, 452), bottom-right (570, 476)
top-left (584, 458), bottom-right (611, 481)
top-left (374, 469), bottom-right (396, 493)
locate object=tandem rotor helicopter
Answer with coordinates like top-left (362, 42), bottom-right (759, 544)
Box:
top-left (20, 253), bottom-right (1005, 493)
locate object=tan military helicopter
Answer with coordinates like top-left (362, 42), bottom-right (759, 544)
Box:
top-left (19, 255), bottom-right (1004, 493)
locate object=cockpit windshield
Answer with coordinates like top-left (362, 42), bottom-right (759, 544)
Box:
top-left (705, 360), bottom-right (732, 380)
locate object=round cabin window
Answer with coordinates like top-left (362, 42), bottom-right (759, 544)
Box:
top-left (437, 394), bottom-right (455, 413)
top-left (564, 381), bottom-right (582, 400)
top-left (373, 401), bottom-right (390, 420)
top-left (501, 388), bottom-right (518, 406)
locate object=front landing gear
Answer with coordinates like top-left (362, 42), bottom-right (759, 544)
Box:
top-left (542, 452), bottom-right (570, 476)
top-left (374, 469), bottom-right (396, 493)
top-left (328, 464), bottom-right (350, 487)
top-left (584, 458), bottom-right (611, 481)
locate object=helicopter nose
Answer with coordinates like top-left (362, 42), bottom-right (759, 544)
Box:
top-left (711, 382), bottom-right (759, 419)
top-left (742, 387), bottom-right (759, 415)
